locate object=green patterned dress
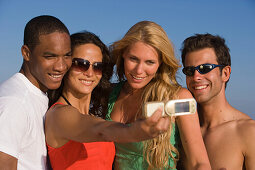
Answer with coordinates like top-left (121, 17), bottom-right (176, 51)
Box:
top-left (106, 82), bottom-right (179, 170)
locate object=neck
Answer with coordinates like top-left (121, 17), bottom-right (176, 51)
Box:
top-left (123, 82), bottom-right (144, 96)
top-left (198, 92), bottom-right (233, 128)
top-left (20, 63), bottom-right (48, 93)
top-left (61, 87), bottom-right (91, 114)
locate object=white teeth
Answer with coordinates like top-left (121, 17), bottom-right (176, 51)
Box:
top-left (195, 85), bottom-right (207, 90)
top-left (132, 75), bottom-right (144, 80)
top-left (50, 74), bottom-right (62, 78)
top-left (81, 80), bottom-right (92, 84)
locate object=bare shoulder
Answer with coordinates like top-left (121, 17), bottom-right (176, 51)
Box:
top-left (232, 110), bottom-right (255, 142)
top-left (45, 104), bottom-right (85, 138)
top-left (48, 104), bottom-right (72, 117)
top-left (235, 114), bottom-right (255, 156)
top-left (176, 87), bottom-right (193, 99)
top-left (46, 104), bottom-right (81, 125)
top-left (236, 116), bottom-right (255, 135)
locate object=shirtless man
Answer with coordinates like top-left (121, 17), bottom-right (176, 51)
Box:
top-left (181, 33), bottom-right (255, 170)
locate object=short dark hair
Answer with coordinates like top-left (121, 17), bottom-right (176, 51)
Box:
top-left (181, 33), bottom-right (231, 87)
top-left (24, 15), bottom-right (69, 51)
top-left (181, 33), bottom-right (231, 67)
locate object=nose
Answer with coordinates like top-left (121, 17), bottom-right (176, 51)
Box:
top-left (54, 57), bottom-right (71, 72)
top-left (193, 69), bottom-right (202, 81)
top-left (83, 65), bottom-right (93, 77)
top-left (135, 63), bottom-right (143, 75)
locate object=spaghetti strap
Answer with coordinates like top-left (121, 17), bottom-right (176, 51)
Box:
top-left (49, 102), bottom-right (66, 109)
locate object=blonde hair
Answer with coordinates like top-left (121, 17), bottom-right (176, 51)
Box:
top-left (111, 21), bottom-right (181, 169)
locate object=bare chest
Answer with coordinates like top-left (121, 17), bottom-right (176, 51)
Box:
top-left (110, 94), bottom-right (142, 123)
top-left (203, 127), bottom-right (244, 170)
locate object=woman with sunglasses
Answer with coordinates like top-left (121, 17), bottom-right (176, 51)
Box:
top-left (45, 31), bottom-right (170, 170)
top-left (107, 21), bottom-right (211, 170)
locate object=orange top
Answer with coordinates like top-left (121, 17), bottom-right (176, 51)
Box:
top-left (47, 140), bottom-right (115, 170)
top-left (47, 102), bottom-right (115, 170)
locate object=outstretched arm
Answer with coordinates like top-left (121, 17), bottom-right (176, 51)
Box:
top-left (46, 105), bottom-right (169, 145)
top-left (176, 88), bottom-right (211, 170)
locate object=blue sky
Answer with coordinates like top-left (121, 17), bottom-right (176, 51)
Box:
top-left (0, 0), bottom-right (254, 118)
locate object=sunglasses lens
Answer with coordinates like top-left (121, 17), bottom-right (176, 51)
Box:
top-left (198, 64), bottom-right (212, 74)
top-left (72, 58), bottom-right (103, 73)
top-left (72, 59), bottom-right (90, 72)
top-left (183, 67), bottom-right (195, 76)
top-left (93, 63), bottom-right (103, 73)
top-left (183, 64), bottom-right (223, 76)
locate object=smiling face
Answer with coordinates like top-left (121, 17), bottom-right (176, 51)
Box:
top-left (66, 43), bottom-right (103, 96)
top-left (22, 32), bottom-right (72, 92)
top-left (123, 41), bottom-right (160, 90)
top-left (185, 48), bottom-right (227, 104)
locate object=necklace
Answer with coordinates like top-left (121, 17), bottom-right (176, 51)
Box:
top-left (61, 94), bottom-right (72, 106)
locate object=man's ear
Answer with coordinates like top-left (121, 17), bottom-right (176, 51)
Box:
top-left (222, 66), bottom-right (231, 82)
top-left (21, 45), bottom-right (31, 61)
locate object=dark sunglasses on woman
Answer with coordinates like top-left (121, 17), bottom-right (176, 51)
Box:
top-left (72, 58), bottom-right (104, 73)
top-left (182, 63), bottom-right (225, 76)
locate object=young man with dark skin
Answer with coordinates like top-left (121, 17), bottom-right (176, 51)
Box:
top-left (0, 15), bottom-right (72, 170)
top-left (181, 33), bottom-right (255, 170)
top-left (0, 15), bottom-right (170, 170)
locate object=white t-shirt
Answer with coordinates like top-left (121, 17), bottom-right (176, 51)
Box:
top-left (0, 73), bottom-right (49, 170)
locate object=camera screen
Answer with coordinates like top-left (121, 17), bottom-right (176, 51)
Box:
top-left (175, 101), bottom-right (189, 113)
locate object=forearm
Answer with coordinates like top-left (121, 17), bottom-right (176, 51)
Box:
top-left (95, 120), bottom-right (155, 143)
top-left (96, 121), bottom-right (134, 143)
top-left (63, 107), bottom-right (168, 143)
top-left (93, 111), bottom-right (168, 143)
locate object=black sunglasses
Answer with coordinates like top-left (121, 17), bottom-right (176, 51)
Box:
top-left (182, 64), bottom-right (225, 76)
top-left (72, 58), bottom-right (104, 73)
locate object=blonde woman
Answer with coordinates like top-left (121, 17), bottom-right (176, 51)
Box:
top-left (107, 21), bottom-right (211, 169)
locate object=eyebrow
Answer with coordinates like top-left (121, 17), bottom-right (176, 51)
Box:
top-left (65, 51), bottom-right (72, 55)
top-left (43, 52), bottom-right (56, 56)
top-left (43, 51), bottom-right (72, 56)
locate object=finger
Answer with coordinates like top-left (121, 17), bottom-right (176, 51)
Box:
top-left (156, 117), bottom-right (167, 132)
top-left (162, 116), bottom-right (170, 131)
top-left (146, 107), bottom-right (163, 125)
top-left (155, 117), bottom-right (170, 134)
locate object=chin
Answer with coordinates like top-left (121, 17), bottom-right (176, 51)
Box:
top-left (80, 91), bottom-right (92, 96)
top-left (80, 88), bottom-right (94, 95)
top-left (130, 83), bottom-right (146, 90)
top-left (195, 96), bottom-right (208, 104)
top-left (47, 83), bottom-right (62, 91)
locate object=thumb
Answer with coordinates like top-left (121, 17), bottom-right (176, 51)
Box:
top-left (145, 107), bottom-right (163, 125)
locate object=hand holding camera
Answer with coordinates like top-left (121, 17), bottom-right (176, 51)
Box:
top-left (144, 98), bottom-right (197, 117)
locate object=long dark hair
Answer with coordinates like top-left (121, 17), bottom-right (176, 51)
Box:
top-left (48, 31), bottom-right (113, 118)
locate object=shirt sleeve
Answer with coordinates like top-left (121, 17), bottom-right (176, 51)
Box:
top-left (0, 97), bottom-right (29, 159)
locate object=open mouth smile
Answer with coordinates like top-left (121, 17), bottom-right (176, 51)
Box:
top-left (194, 85), bottom-right (207, 90)
top-left (80, 79), bottom-right (93, 85)
top-left (131, 74), bottom-right (146, 80)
